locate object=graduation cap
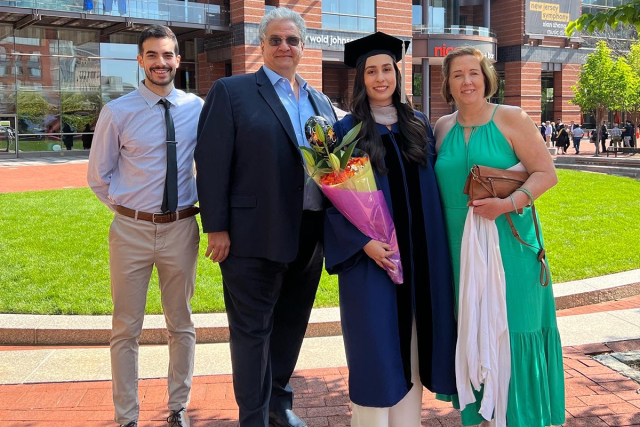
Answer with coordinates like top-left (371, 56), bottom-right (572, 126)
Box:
top-left (343, 32), bottom-right (411, 103)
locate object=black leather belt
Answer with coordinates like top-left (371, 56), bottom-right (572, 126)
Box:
top-left (115, 205), bottom-right (199, 224)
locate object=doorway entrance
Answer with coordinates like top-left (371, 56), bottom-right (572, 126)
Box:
top-left (541, 72), bottom-right (554, 123)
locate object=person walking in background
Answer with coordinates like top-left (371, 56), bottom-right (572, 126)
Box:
top-left (555, 123), bottom-right (569, 154)
top-left (195, 8), bottom-right (337, 427)
top-left (87, 25), bottom-right (203, 427)
top-left (572, 124), bottom-right (584, 154)
top-left (324, 32), bottom-right (457, 427)
top-left (624, 120), bottom-right (633, 148)
top-left (62, 123), bottom-right (74, 150)
top-left (433, 46), bottom-right (565, 426)
top-left (610, 123), bottom-right (622, 149)
top-left (538, 122), bottom-right (545, 140)
top-left (82, 124), bottom-right (93, 149)
top-left (599, 120), bottom-right (608, 155)
top-left (544, 120), bottom-right (552, 147)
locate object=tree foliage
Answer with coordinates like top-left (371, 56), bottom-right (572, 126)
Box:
top-left (566, 0), bottom-right (640, 36)
top-left (610, 57), bottom-right (636, 113)
top-left (571, 41), bottom-right (615, 122)
top-left (625, 42), bottom-right (640, 120)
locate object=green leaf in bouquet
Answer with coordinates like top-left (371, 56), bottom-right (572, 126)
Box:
top-left (340, 138), bottom-right (359, 169)
top-left (329, 153), bottom-right (341, 171)
top-left (333, 122), bottom-right (362, 153)
top-left (299, 147), bottom-right (317, 169)
top-left (314, 123), bottom-right (325, 144)
top-left (316, 158), bottom-right (329, 169)
top-left (316, 168), bottom-right (334, 174)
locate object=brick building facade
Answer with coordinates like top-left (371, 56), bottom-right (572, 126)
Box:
top-left (198, 0), bottom-right (586, 127)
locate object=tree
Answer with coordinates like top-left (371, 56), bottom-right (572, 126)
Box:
top-left (625, 41), bottom-right (640, 124)
top-left (609, 56), bottom-right (636, 116)
top-left (566, 0), bottom-right (640, 37)
top-left (570, 41), bottom-right (616, 154)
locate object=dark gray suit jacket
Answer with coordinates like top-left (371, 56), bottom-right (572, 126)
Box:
top-left (195, 66), bottom-right (337, 263)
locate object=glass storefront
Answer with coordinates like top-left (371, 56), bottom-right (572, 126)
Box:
top-left (0, 24), bottom-right (197, 153)
top-left (412, 0), bottom-right (458, 30)
top-left (322, 0), bottom-right (376, 33)
top-left (0, 0), bottom-right (229, 27)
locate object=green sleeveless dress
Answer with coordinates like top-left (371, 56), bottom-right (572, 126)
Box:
top-left (434, 106), bottom-right (565, 427)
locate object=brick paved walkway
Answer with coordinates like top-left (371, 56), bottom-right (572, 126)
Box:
top-left (557, 295), bottom-right (640, 318)
top-left (1, 341), bottom-right (640, 426)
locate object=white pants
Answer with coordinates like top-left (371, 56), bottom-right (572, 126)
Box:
top-left (109, 214), bottom-right (199, 425)
top-left (351, 322), bottom-right (423, 427)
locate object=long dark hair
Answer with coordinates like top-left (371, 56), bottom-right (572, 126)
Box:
top-left (349, 59), bottom-right (429, 174)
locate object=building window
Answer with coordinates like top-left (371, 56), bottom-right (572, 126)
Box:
top-left (322, 0), bottom-right (375, 32)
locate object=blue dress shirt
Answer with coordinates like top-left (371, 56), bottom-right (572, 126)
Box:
top-left (88, 81), bottom-right (204, 213)
top-left (262, 65), bottom-right (324, 211)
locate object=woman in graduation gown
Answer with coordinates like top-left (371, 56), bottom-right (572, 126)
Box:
top-left (324, 32), bottom-right (457, 427)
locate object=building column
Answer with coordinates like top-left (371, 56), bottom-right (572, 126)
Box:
top-left (422, 0), bottom-right (430, 27)
top-left (504, 61), bottom-right (542, 125)
top-left (430, 64), bottom-right (452, 125)
top-left (483, 0), bottom-right (490, 29)
top-left (553, 64), bottom-right (581, 124)
top-left (230, 0), bottom-right (264, 75)
top-left (422, 58), bottom-right (430, 119)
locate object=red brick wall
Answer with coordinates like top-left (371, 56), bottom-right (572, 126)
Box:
top-left (281, 0), bottom-right (322, 29)
top-left (376, 0), bottom-right (413, 97)
top-left (232, 45), bottom-right (263, 75)
top-left (492, 0), bottom-right (525, 46)
top-left (504, 61), bottom-right (542, 123)
top-left (430, 65), bottom-right (452, 125)
top-left (322, 68), bottom-right (341, 99)
top-left (541, 37), bottom-right (566, 48)
top-left (376, 0), bottom-right (412, 37)
top-left (230, 0), bottom-right (264, 24)
top-left (554, 64), bottom-right (581, 123)
top-left (197, 53), bottom-right (227, 95)
top-left (298, 48), bottom-right (323, 90)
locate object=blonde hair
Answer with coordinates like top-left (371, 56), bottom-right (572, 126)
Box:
top-left (440, 46), bottom-right (498, 105)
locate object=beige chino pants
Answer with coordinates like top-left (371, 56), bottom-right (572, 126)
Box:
top-left (108, 213), bottom-right (199, 425)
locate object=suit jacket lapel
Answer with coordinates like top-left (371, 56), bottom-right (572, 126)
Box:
top-left (308, 87), bottom-right (337, 125)
top-left (256, 68), bottom-right (299, 149)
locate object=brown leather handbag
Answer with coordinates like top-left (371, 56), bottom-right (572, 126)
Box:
top-left (463, 165), bottom-right (550, 287)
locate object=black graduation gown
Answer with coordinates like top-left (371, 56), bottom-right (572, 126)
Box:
top-left (324, 113), bottom-right (457, 407)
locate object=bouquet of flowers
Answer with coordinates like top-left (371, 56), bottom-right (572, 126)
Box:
top-left (300, 116), bottom-right (403, 284)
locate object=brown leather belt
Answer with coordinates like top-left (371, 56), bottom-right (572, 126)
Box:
top-left (115, 205), bottom-right (199, 224)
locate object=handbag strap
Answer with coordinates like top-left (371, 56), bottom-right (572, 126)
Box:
top-left (504, 204), bottom-right (550, 287)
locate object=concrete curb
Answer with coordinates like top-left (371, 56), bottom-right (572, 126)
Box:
top-left (0, 308), bottom-right (342, 346)
top-left (1, 270), bottom-right (639, 346)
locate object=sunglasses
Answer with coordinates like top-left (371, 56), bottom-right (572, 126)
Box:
top-left (267, 36), bottom-right (302, 47)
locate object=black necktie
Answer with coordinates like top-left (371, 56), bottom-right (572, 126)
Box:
top-left (158, 99), bottom-right (177, 213)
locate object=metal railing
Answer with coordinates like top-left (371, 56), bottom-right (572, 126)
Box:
top-left (0, 0), bottom-right (230, 27)
top-left (413, 25), bottom-right (496, 38)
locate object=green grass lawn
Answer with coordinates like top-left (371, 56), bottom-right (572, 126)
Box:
top-left (0, 169), bottom-right (638, 315)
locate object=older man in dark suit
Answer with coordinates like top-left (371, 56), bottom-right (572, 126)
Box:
top-left (195, 7), bottom-right (336, 427)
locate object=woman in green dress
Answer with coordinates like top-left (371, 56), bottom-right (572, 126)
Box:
top-left (433, 46), bottom-right (565, 426)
